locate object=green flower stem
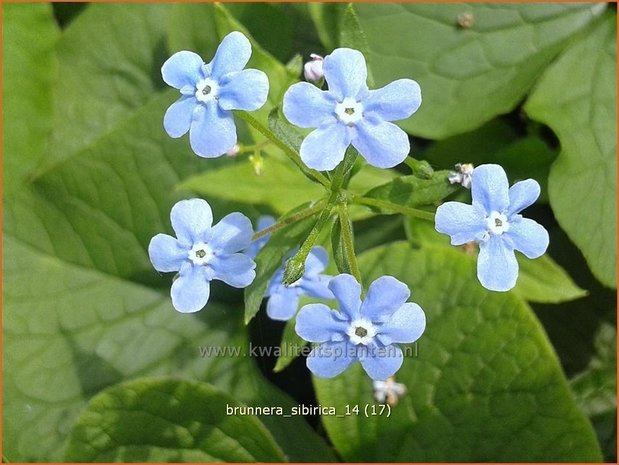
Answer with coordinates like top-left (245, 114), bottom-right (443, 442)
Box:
top-left (251, 199), bottom-right (327, 241)
top-left (337, 204), bottom-right (362, 287)
top-left (330, 147), bottom-right (359, 194)
top-left (352, 195), bottom-right (435, 221)
top-left (236, 111), bottom-right (330, 188)
top-left (282, 203), bottom-right (334, 285)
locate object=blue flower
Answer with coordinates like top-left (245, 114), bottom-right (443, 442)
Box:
top-left (282, 48), bottom-right (421, 171)
top-left (245, 215), bottom-right (276, 259)
top-left (149, 199), bottom-right (256, 313)
top-left (295, 274), bottom-right (426, 380)
top-left (435, 164), bottom-right (550, 292)
top-left (162, 31), bottom-right (269, 158)
top-left (266, 246), bottom-right (334, 321)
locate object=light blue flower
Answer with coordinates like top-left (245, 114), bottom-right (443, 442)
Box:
top-left (435, 164), bottom-right (549, 292)
top-left (283, 48), bottom-right (421, 171)
top-left (266, 246), bottom-right (334, 321)
top-left (295, 274), bottom-right (426, 380)
top-left (245, 215), bottom-right (276, 259)
top-left (149, 199), bottom-right (256, 313)
top-left (162, 31), bottom-right (269, 158)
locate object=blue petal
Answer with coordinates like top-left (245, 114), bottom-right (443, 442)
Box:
top-left (305, 246), bottom-right (329, 275)
top-left (283, 82), bottom-right (336, 128)
top-left (208, 212), bottom-right (253, 253)
top-left (210, 253), bottom-right (256, 288)
top-left (306, 341), bottom-right (355, 378)
top-left (364, 79), bottom-right (421, 121)
top-left (471, 164), bottom-right (509, 214)
top-left (507, 179), bottom-right (541, 216)
top-left (358, 344), bottom-right (403, 380)
top-left (266, 289), bottom-right (300, 321)
top-left (210, 31), bottom-right (252, 79)
top-left (323, 48), bottom-right (368, 100)
top-left (218, 69), bottom-right (269, 111)
top-left (296, 303), bottom-right (349, 342)
top-left (170, 199), bottom-right (213, 245)
top-left (163, 96), bottom-right (196, 138)
top-left (506, 218), bottom-right (549, 259)
top-left (353, 119), bottom-right (409, 168)
top-left (162, 50), bottom-right (203, 89)
top-left (376, 303), bottom-right (426, 345)
top-left (171, 264), bottom-right (210, 313)
top-left (328, 274), bottom-right (362, 320)
top-left (477, 235), bottom-right (519, 292)
top-left (359, 276), bottom-right (410, 322)
top-left (435, 201), bottom-right (486, 245)
top-left (300, 123), bottom-right (350, 171)
top-left (148, 234), bottom-right (187, 272)
top-left (189, 103), bottom-right (236, 158)
top-left (300, 275), bottom-right (333, 300)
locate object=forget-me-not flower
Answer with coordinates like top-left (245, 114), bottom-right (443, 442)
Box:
top-left (435, 164), bottom-right (549, 292)
top-left (162, 31), bottom-right (269, 158)
top-left (283, 48), bottom-right (421, 171)
top-left (245, 215), bottom-right (276, 259)
top-left (149, 199), bottom-right (256, 313)
top-left (266, 246), bottom-right (334, 321)
top-left (295, 274), bottom-right (426, 380)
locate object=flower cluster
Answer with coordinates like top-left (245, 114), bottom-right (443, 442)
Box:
top-left (150, 32), bottom-right (550, 382)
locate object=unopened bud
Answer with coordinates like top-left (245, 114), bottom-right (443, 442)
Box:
top-left (282, 254), bottom-right (306, 286)
top-left (448, 163), bottom-right (474, 189)
top-left (304, 54), bottom-right (324, 83)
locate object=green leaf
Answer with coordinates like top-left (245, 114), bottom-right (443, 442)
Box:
top-left (2, 3), bottom-right (59, 195)
top-left (180, 154), bottom-right (326, 215)
top-left (307, 3), bottom-right (346, 51)
top-left (514, 254), bottom-right (588, 304)
top-left (314, 242), bottom-right (602, 461)
top-left (244, 210), bottom-right (317, 324)
top-left (40, 3), bottom-right (170, 173)
top-left (339, 4), bottom-right (374, 86)
top-left (64, 378), bottom-right (286, 462)
top-left (273, 316), bottom-right (307, 373)
top-left (570, 323), bottom-right (617, 461)
top-left (525, 15), bottom-right (617, 288)
top-left (351, 3), bottom-right (606, 138)
top-left (363, 170), bottom-right (459, 209)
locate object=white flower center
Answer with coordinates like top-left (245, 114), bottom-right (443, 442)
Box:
top-left (486, 211), bottom-right (510, 235)
top-left (335, 97), bottom-right (364, 125)
top-left (188, 242), bottom-right (214, 266)
top-left (347, 318), bottom-right (377, 345)
top-left (195, 78), bottom-right (219, 103)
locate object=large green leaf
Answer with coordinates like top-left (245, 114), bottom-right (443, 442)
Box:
top-left (1, 3), bottom-right (58, 195)
top-left (525, 15), bottom-right (617, 288)
top-left (64, 379), bottom-right (286, 462)
top-left (40, 3), bottom-right (171, 173)
top-left (314, 242), bottom-right (602, 461)
top-left (349, 3), bottom-right (606, 138)
top-left (2, 5), bottom-right (335, 462)
top-left (570, 323), bottom-right (617, 461)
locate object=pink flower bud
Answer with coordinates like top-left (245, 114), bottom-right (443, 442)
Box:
top-left (303, 53), bottom-right (324, 82)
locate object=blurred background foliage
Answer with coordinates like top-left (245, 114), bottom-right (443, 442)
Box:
top-left (2, 2), bottom-right (616, 462)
